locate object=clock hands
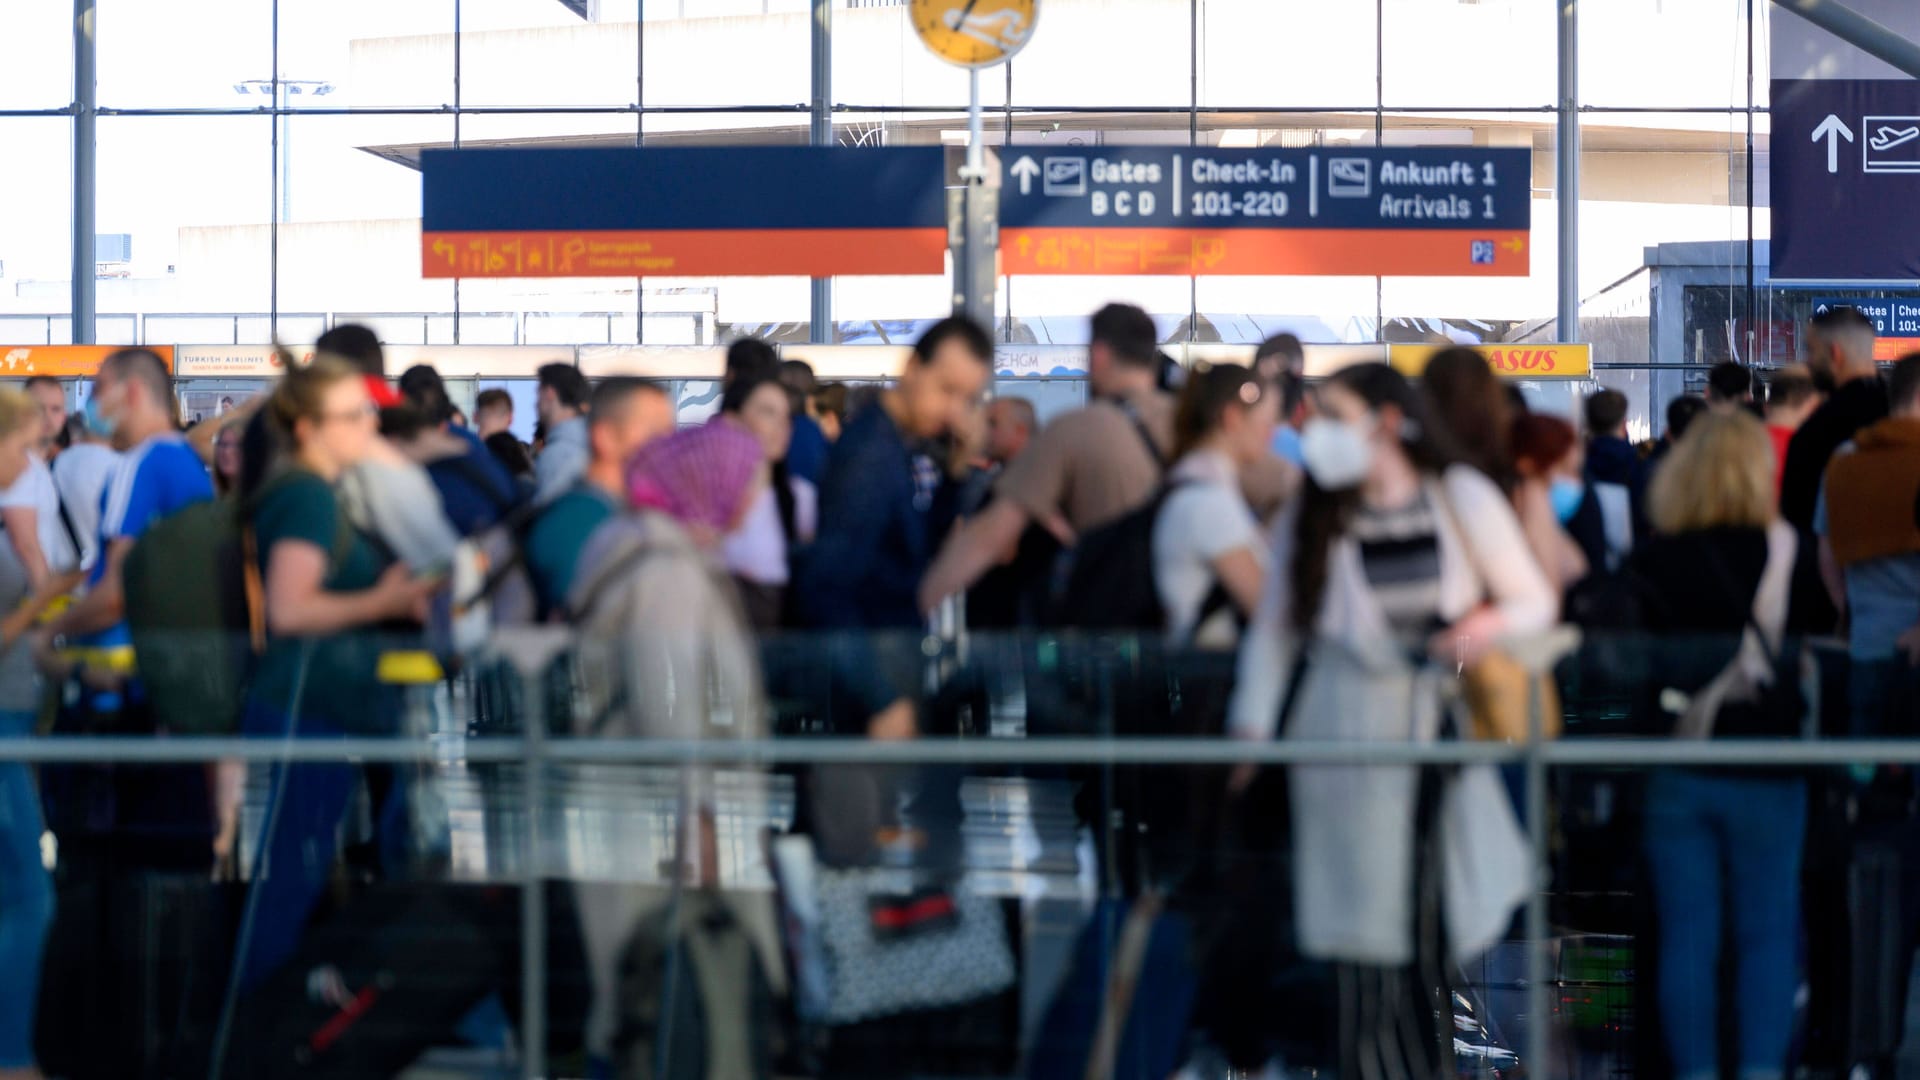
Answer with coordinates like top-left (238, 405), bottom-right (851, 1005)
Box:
top-left (920, 0), bottom-right (1032, 64)
top-left (947, 0), bottom-right (981, 32)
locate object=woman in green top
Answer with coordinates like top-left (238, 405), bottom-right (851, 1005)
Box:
top-left (236, 356), bottom-right (438, 990)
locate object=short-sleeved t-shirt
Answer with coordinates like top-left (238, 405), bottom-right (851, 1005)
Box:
top-left (0, 457), bottom-right (69, 711)
top-left (52, 442), bottom-right (120, 570)
top-left (84, 435), bottom-right (214, 647)
top-left (249, 470), bottom-right (391, 723)
top-left (996, 393), bottom-right (1174, 536)
top-left (0, 454), bottom-right (79, 575)
top-left (1151, 450), bottom-right (1265, 647)
top-left (53, 435), bottom-right (214, 847)
top-left (526, 483), bottom-right (620, 614)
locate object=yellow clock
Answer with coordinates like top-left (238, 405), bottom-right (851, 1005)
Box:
top-left (909, 0), bottom-right (1038, 69)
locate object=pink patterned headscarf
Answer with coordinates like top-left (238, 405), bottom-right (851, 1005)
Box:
top-left (626, 422), bottom-right (765, 537)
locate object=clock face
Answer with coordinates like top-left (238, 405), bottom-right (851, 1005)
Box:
top-left (909, 0), bottom-right (1037, 69)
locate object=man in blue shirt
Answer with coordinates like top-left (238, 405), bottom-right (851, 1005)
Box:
top-left (37, 348), bottom-right (217, 867)
top-left (41, 348), bottom-right (213, 665)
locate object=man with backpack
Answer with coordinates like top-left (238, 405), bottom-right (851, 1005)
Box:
top-left (918, 303), bottom-right (1171, 613)
top-left (36, 348), bottom-right (219, 852)
top-left (525, 377), bottom-right (672, 614)
top-left (29, 349), bottom-right (220, 1073)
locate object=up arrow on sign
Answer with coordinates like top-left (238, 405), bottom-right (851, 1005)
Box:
top-left (1009, 156), bottom-right (1041, 195)
top-left (1812, 114), bottom-right (1855, 174)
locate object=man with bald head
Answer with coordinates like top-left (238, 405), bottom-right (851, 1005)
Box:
top-left (1782, 306), bottom-right (1887, 531)
top-left (525, 378), bottom-right (672, 612)
top-left (983, 396), bottom-right (1035, 469)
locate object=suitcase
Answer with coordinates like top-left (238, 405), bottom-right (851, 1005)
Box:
top-left (35, 867), bottom-right (240, 1079)
top-left (1847, 843), bottom-right (1907, 1071)
top-left (219, 885), bottom-right (514, 1078)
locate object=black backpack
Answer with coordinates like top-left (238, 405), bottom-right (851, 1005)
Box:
top-left (1049, 489), bottom-right (1177, 631)
top-left (1048, 406), bottom-right (1201, 632)
top-left (123, 473), bottom-right (351, 736)
top-left (1048, 482), bottom-right (1237, 635)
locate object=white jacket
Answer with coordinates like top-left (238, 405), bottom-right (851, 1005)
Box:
top-left (1229, 465), bottom-right (1557, 965)
top-left (564, 509), bottom-right (781, 1058)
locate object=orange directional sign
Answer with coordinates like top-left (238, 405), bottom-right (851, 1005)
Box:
top-left (0, 345), bottom-right (173, 377)
top-left (999, 146), bottom-right (1532, 277)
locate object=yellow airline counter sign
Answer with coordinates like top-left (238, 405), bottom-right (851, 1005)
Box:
top-left (1389, 343), bottom-right (1591, 380)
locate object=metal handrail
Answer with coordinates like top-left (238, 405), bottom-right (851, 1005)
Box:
top-left (8, 734), bottom-right (1920, 767)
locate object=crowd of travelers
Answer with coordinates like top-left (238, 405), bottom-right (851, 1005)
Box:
top-left (0, 302), bottom-right (1915, 1080)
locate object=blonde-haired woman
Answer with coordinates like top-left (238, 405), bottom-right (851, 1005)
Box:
top-left (1629, 408), bottom-right (1827, 1080)
top-left (0, 387), bottom-right (60, 1079)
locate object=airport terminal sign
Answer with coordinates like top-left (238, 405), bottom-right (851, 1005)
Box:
top-left (0, 345), bottom-right (173, 377)
top-left (1808, 297), bottom-right (1920, 361)
top-left (998, 146), bottom-right (1532, 276)
top-left (422, 147), bottom-right (948, 279)
top-left (1773, 79), bottom-right (1920, 279)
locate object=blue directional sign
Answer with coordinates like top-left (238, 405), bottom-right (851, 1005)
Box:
top-left (997, 146), bottom-right (1532, 277)
top-left (1773, 79), bottom-right (1920, 280)
top-left (1809, 297), bottom-right (1920, 337)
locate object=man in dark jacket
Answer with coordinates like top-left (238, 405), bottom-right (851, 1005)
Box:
top-left (794, 316), bottom-right (993, 724)
top-left (1579, 388), bottom-right (1647, 572)
top-left (796, 318), bottom-right (991, 633)
top-left (790, 316), bottom-right (994, 886)
top-left (1782, 306), bottom-right (1888, 531)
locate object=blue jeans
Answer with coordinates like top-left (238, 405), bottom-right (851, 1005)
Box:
top-left (0, 709), bottom-right (53, 1068)
top-left (234, 702), bottom-right (357, 991)
top-left (1643, 769), bottom-right (1807, 1080)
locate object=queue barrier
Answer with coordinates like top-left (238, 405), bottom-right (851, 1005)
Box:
top-left (6, 628), bottom-right (1905, 1078)
top-left (3, 340), bottom-right (1599, 383)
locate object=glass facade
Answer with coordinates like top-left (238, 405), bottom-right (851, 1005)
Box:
top-left (6, 8), bottom-right (1920, 1079)
top-left (0, 0), bottom-right (1887, 425)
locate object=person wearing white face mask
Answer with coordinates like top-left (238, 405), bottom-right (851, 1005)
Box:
top-left (1228, 362), bottom-right (1556, 1080)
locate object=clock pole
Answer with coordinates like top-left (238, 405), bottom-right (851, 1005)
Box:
top-left (950, 68), bottom-right (999, 334)
top-left (810, 0), bottom-right (833, 344)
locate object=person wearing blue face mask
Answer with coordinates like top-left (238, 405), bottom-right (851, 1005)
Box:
top-left (35, 349), bottom-right (220, 935)
top-left (1511, 412), bottom-right (1591, 590)
top-left (1254, 333), bottom-right (1310, 469)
